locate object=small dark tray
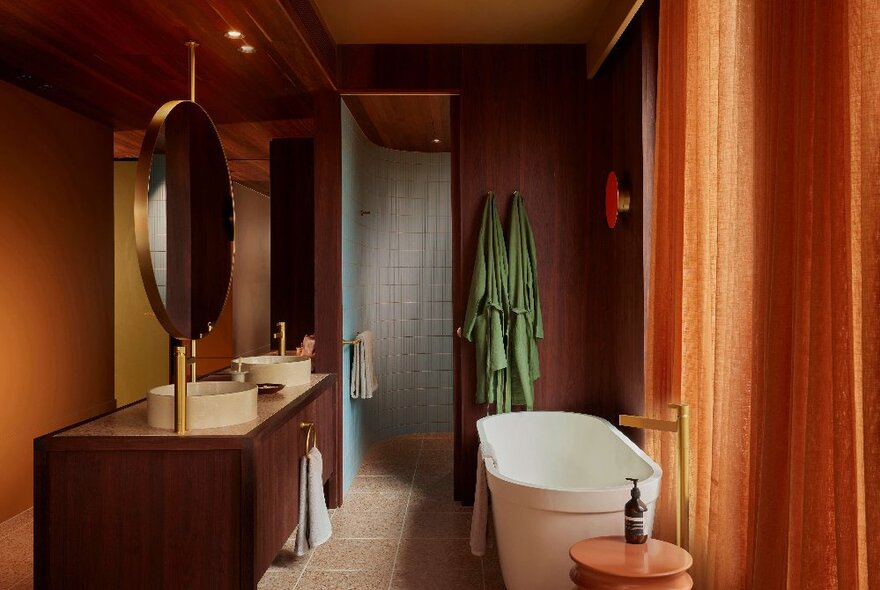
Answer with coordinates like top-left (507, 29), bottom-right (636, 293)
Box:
top-left (257, 383), bottom-right (285, 395)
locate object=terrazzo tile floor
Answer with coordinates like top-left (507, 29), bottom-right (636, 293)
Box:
top-left (0, 432), bottom-right (504, 590)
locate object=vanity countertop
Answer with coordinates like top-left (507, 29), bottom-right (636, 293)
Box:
top-left (43, 373), bottom-right (334, 441)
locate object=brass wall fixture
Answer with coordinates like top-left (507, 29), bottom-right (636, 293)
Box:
top-left (605, 171), bottom-right (631, 229)
top-left (619, 403), bottom-right (690, 552)
top-left (300, 421), bottom-right (316, 456)
top-left (274, 321), bottom-right (287, 356)
top-left (342, 338), bottom-right (361, 345)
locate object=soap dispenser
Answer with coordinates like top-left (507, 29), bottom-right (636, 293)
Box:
top-left (624, 477), bottom-right (648, 544)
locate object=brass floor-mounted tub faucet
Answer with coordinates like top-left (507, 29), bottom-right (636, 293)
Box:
top-left (619, 403), bottom-right (690, 552)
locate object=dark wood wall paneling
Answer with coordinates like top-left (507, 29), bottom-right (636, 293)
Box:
top-left (312, 91), bottom-right (343, 507)
top-left (455, 45), bottom-right (596, 501)
top-left (337, 45), bottom-right (462, 93)
top-left (581, 8), bottom-right (655, 446)
top-left (269, 92), bottom-right (343, 506)
top-left (331, 33), bottom-right (656, 503)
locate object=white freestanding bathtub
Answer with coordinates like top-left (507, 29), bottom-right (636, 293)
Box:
top-left (476, 411), bottom-right (662, 590)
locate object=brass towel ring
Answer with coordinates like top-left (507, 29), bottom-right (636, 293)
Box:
top-left (300, 421), bottom-right (316, 457)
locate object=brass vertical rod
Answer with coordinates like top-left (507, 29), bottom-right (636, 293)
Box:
top-left (672, 403), bottom-right (690, 552)
top-left (175, 346), bottom-right (187, 434)
top-left (186, 41), bottom-right (198, 102)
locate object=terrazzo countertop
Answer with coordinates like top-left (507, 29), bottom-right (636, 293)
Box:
top-left (55, 373), bottom-right (332, 438)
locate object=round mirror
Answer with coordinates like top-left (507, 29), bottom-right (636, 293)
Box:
top-left (134, 100), bottom-right (234, 341)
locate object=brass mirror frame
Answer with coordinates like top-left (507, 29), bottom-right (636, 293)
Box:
top-left (133, 99), bottom-right (235, 341)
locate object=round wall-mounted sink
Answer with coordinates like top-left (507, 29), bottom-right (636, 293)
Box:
top-left (239, 356), bottom-right (311, 387)
top-left (147, 381), bottom-right (258, 431)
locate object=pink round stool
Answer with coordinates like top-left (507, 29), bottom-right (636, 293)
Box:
top-left (569, 536), bottom-right (693, 589)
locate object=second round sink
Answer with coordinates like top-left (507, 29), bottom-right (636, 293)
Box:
top-left (239, 355), bottom-right (311, 387)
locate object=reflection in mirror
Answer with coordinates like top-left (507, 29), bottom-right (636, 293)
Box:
top-left (148, 155), bottom-right (168, 304)
top-left (135, 100), bottom-right (235, 341)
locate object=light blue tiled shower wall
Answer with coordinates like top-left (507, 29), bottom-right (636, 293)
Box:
top-left (147, 155), bottom-right (167, 303)
top-left (341, 104), bottom-right (453, 493)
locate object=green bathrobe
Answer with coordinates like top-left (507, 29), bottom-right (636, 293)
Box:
top-left (506, 191), bottom-right (543, 411)
top-left (463, 192), bottom-right (509, 407)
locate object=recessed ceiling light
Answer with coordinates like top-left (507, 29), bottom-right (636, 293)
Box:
top-left (225, 31), bottom-right (243, 39)
top-left (239, 44), bottom-right (256, 54)
top-left (432, 138), bottom-right (441, 144)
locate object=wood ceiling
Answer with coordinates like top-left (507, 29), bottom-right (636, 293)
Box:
top-left (0, 0), bottom-right (642, 191)
top-left (343, 95), bottom-right (451, 153)
top-left (0, 0), bottom-right (333, 194)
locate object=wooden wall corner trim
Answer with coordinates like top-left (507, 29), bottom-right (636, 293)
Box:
top-left (586, 0), bottom-right (645, 78)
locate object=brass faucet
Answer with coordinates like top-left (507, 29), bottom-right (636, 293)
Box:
top-left (274, 321), bottom-right (287, 356)
top-left (619, 403), bottom-right (690, 552)
top-left (173, 323), bottom-right (213, 434)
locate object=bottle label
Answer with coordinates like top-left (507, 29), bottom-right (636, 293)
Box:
top-left (625, 515), bottom-right (645, 536)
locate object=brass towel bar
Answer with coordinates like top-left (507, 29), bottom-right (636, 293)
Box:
top-left (300, 421), bottom-right (316, 457)
top-left (342, 338), bottom-right (361, 345)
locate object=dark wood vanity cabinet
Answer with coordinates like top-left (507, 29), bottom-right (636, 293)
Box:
top-left (34, 374), bottom-right (338, 590)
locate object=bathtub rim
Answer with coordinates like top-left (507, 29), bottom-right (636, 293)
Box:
top-left (476, 411), bottom-right (663, 494)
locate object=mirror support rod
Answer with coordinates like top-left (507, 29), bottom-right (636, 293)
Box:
top-left (175, 346), bottom-right (187, 433)
top-left (186, 41), bottom-right (198, 102)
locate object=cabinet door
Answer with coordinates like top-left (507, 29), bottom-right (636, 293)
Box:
top-left (253, 412), bottom-right (303, 584)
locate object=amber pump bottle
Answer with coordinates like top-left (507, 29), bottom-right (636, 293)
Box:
top-left (624, 477), bottom-right (648, 544)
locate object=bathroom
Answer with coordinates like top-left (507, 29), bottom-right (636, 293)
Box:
top-left (0, 0), bottom-right (877, 589)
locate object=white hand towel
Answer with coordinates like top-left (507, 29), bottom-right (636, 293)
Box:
top-left (358, 330), bottom-right (379, 396)
top-left (469, 445), bottom-right (490, 556)
top-left (294, 456), bottom-right (309, 556)
top-left (307, 446), bottom-right (332, 548)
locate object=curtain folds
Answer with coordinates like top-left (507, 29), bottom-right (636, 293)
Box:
top-left (647, 1), bottom-right (879, 588)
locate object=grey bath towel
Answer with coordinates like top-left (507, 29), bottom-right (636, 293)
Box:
top-left (307, 446), bottom-right (332, 548)
top-left (294, 446), bottom-right (333, 556)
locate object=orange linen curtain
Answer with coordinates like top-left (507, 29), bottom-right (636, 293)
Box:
top-left (647, 1), bottom-right (879, 588)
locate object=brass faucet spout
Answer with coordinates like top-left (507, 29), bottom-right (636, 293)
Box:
top-left (619, 414), bottom-right (677, 432)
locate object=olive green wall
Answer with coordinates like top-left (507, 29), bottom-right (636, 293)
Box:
top-left (113, 161), bottom-right (168, 406)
